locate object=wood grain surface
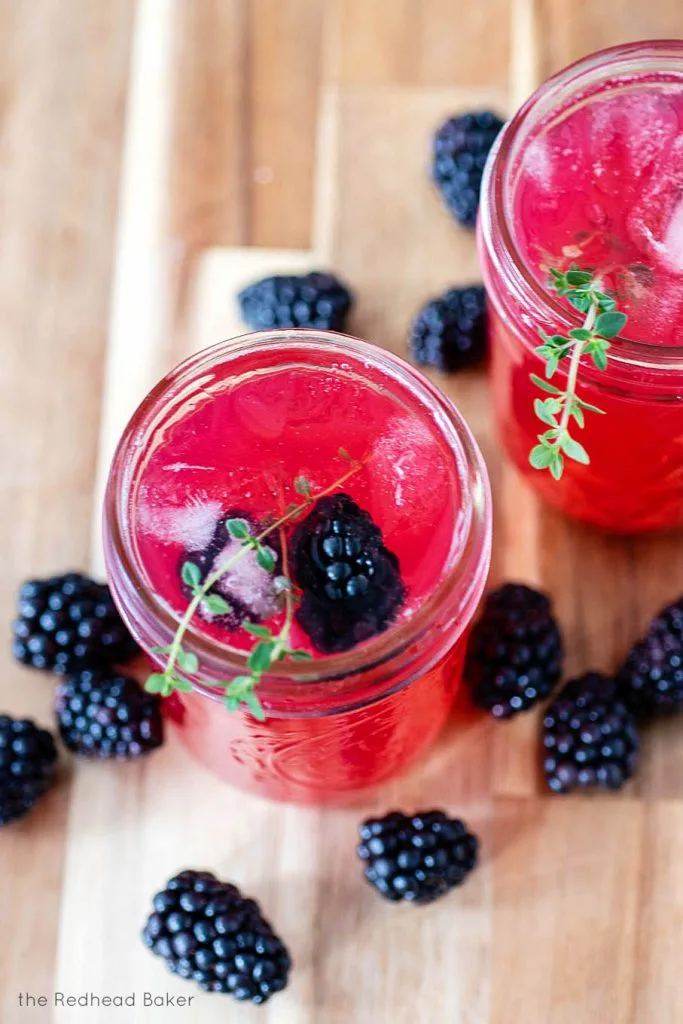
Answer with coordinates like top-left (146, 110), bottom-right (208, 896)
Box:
top-left (3, 2), bottom-right (683, 1022)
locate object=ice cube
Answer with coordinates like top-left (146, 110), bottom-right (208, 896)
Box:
top-left (524, 137), bottom-right (554, 191)
top-left (589, 99), bottom-right (628, 198)
top-left (620, 92), bottom-right (679, 180)
top-left (368, 416), bottom-right (449, 536)
top-left (137, 492), bottom-right (224, 549)
top-left (627, 135), bottom-right (683, 274)
top-left (662, 196), bottom-right (683, 273)
top-left (518, 124), bottom-right (590, 236)
top-left (208, 537), bottom-right (281, 620)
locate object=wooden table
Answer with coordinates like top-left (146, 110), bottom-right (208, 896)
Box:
top-left (3, 2), bottom-right (683, 1022)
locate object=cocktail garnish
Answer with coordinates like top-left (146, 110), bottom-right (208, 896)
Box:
top-left (529, 266), bottom-right (628, 479)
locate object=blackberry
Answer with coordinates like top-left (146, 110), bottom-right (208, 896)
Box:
top-left (432, 110), bottom-right (504, 228)
top-left (12, 572), bottom-right (139, 675)
top-left (618, 596), bottom-right (683, 714)
top-left (238, 272), bottom-right (353, 332)
top-left (543, 673), bottom-right (640, 794)
top-left (291, 493), bottom-right (405, 654)
top-left (142, 870), bottom-right (291, 1004)
top-left (0, 715), bottom-right (58, 826)
top-left (56, 668), bottom-right (164, 759)
top-left (465, 583), bottom-right (563, 718)
top-left (357, 810), bottom-right (478, 904)
top-left (410, 285), bottom-right (486, 372)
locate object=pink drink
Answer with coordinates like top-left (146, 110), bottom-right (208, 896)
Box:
top-left (104, 332), bottom-right (491, 803)
top-left (480, 42), bottom-right (683, 532)
top-left (517, 85), bottom-right (683, 345)
top-left (134, 362), bottom-right (459, 657)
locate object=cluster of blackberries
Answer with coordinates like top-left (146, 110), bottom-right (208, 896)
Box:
top-left (8, 562), bottom-right (481, 1008)
top-left (144, 809), bottom-right (479, 1003)
top-left (4, 572), bottom-right (163, 828)
top-left (237, 111), bottom-right (503, 378)
top-left (465, 583), bottom-right (683, 794)
top-left (138, 590), bottom-right (683, 1005)
top-left (407, 111), bottom-right (505, 372)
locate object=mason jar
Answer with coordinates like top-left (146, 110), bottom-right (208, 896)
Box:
top-left (479, 41), bottom-right (683, 533)
top-left (103, 331), bottom-right (491, 803)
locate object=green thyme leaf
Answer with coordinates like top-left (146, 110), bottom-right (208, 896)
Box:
top-left (549, 451), bottom-right (564, 480)
top-left (545, 355), bottom-right (560, 378)
top-left (242, 622), bottom-right (273, 639)
top-left (173, 677), bottom-right (194, 694)
top-left (225, 695), bottom-right (240, 712)
top-left (529, 445), bottom-right (553, 470)
top-left (248, 641), bottom-right (275, 675)
top-left (594, 289), bottom-right (615, 305)
top-left (569, 327), bottom-right (592, 342)
top-left (537, 342), bottom-right (572, 363)
top-left (591, 348), bottom-right (608, 371)
top-left (565, 269), bottom-right (593, 286)
top-left (294, 475), bottom-right (311, 498)
top-left (566, 292), bottom-right (591, 314)
top-left (529, 374), bottom-right (562, 395)
top-left (226, 518), bottom-right (251, 540)
top-left (203, 593), bottom-right (232, 616)
top-left (534, 398), bottom-right (559, 427)
top-left (226, 675), bottom-right (255, 695)
top-left (181, 562), bottom-right (202, 589)
top-left (150, 645), bottom-right (173, 655)
top-left (540, 332), bottom-right (573, 349)
top-left (145, 673), bottom-right (168, 694)
top-left (288, 649), bottom-right (314, 661)
top-left (575, 396), bottom-right (606, 414)
top-left (176, 648), bottom-right (199, 674)
top-left (256, 545), bottom-right (276, 572)
top-left (569, 403), bottom-right (585, 428)
top-left (338, 447), bottom-right (351, 461)
top-left (243, 691), bottom-right (266, 721)
top-left (561, 436), bottom-right (590, 464)
top-left (595, 310), bottom-right (627, 339)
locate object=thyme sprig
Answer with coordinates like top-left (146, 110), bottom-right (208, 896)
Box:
top-left (146, 449), bottom-right (364, 720)
top-left (529, 267), bottom-right (627, 480)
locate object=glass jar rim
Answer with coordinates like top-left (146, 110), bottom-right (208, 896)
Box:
top-left (103, 329), bottom-right (491, 694)
top-left (481, 39), bottom-right (683, 368)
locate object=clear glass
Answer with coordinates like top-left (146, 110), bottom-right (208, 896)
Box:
top-left (479, 41), bottom-right (683, 533)
top-left (103, 331), bottom-right (491, 804)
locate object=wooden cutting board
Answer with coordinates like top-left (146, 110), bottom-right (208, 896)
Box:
top-left (4, 2), bottom-right (683, 1022)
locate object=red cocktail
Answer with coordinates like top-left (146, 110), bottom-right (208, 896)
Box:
top-left (104, 331), bottom-right (491, 803)
top-left (480, 41), bottom-right (683, 532)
